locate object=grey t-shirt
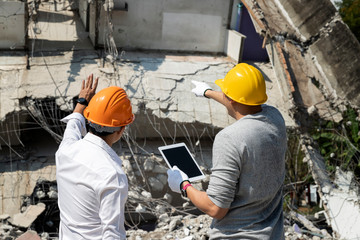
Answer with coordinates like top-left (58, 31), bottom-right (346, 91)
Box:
top-left (206, 104), bottom-right (287, 239)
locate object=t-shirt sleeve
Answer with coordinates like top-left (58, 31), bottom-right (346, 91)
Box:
top-left (206, 131), bottom-right (242, 209)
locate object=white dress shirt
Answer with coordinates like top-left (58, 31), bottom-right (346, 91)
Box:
top-left (56, 113), bottom-right (128, 240)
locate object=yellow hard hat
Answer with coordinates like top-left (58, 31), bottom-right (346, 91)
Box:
top-left (215, 63), bottom-right (267, 106)
top-left (83, 86), bottom-right (135, 127)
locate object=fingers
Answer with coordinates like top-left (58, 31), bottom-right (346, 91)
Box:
top-left (83, 74), bottom-right (98, 92)
top-left (86, 74), bottom-right (93, 89)
top-left (93, 77), bottom-right (99, 91)
top-left (191, 80), bottom-right (199, 86)
top-left (81, 79), bottom-right (85, 90)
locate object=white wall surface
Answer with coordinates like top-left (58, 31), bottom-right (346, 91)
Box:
top-left (97, 0), bottom-right (231, 53)
top-left (0, 1), bottom-right (25, 49)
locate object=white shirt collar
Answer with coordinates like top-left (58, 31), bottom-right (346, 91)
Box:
top-left (83, 133), bottom-right (122, 165)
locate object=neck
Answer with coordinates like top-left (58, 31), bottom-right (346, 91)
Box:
top-left (103, 136), bottom-right (113, 147)
top-left (234, 104), bottom-right (262, 120)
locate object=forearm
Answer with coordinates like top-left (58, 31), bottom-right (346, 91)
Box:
top-left (182, 182), bottom-right (228, 219)
top-left (205, 90), bottom-right (227, 107)
top-left (73, 103), bottom-right (87, 115)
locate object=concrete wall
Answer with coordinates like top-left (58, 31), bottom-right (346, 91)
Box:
top-left (0, 1), bottom-right (26, 49)
top-left (95, 0), bottom-right (231, 53)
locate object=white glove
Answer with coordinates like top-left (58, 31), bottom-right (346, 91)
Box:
top-left (167, 166), bottom-right (189, 193)
top-left (191, 80), bottom-right (212, 97)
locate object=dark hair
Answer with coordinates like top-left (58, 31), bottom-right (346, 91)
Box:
top-left (87, 124), bottom-right (124, 137)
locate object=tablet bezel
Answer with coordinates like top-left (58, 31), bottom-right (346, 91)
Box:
top-left (158, 142), bottom-right (205, 182)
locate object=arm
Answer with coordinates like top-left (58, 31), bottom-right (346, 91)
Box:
top-left (167, 166), bottom-right (229, 220)
top-left (191, 80), bottom-right (228, 107)
top-left (181, 181), bottom-right (229, 219)
top-left (204, 89), bottom-right (228, 107)
top-left (58, 75), bottom-right (98, 149)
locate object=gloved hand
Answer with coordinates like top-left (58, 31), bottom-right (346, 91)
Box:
top-left (167, 166), bottom-right (189, 193)
top-left (191, 80), bottom-right (212, 97)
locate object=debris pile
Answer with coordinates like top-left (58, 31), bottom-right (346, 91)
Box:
top-left (0, 177), bottom-right (339, 240)
top-left (0, 179), bottom-right (59, 240)
top-left (126, 214), bottom-right (212, 240)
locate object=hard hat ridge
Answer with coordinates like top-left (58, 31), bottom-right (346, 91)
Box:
top-left (215, 63), bottom-right (267, 106)
top-left (83, 86), bottom-right (135, 128)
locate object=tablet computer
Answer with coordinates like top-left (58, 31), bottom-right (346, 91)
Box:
top-left (158, 142), bottom-right (205, 182)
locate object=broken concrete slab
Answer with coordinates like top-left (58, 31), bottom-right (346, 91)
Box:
top-left (9, 203), bottom-right (45, 229)
top-left (278, 0), bottom-right (337, 41)
top-left (324, 190), bottom-right (360, 239)
top-left (1, 48), bottom-right (296, 145)
top-left (309, 19), bottom-right (360, 105)
top-left (0, 214), bottom-right (10, 221)
top-left (15, 230), bottom-right (41, 240)
top-left (242, 0), bottom-right (360, 110)
top-left (334, 167), bottom-right (356, 193)
top-left (301, 136), bottom-right (360, 239)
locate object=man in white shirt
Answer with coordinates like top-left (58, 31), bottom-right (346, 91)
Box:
top-left (56, 74), bottom-right (135, 240)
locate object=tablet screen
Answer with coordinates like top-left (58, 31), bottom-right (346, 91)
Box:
top-left (159, 143), bottom-right (205, 182)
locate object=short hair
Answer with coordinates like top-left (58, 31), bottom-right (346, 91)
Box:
top-left (87, 122), bottom-right (123, 137)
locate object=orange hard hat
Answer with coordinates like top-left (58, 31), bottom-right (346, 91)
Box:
top-left (83, 86), bottom-right (134, 127)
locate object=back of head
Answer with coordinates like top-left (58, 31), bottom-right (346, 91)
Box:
top-left (83, 86), bottom-right (134, 135)
top-left (215, 63), bottom-right (267, 106)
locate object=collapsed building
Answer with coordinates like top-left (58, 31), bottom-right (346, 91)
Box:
top-left (0, 0), bottom-right (360, 239)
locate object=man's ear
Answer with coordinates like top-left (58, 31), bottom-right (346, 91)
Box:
top-left (118, 126), bottom-right (126, 136)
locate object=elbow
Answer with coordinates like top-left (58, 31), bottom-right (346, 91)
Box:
top-left (207, 207), bottom-right (228, 220)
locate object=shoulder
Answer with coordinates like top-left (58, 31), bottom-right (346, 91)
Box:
top-left (214, 124), bottom-right (246, 155)
top-left (261, 104), bottom-right (285, 122)
top-left (70, 140), bottom-right (120, 176)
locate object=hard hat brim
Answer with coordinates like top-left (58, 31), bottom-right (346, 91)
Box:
top-left (215, 78), bottom-right (224, 89)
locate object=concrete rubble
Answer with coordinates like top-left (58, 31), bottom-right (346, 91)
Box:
top-left (324, 168), bottom-right (360, 239)
top-left (0, 182), bottom-right (339, 240)
top-left (9, 203), bottom-right (46, 229)
top-left (16, 230), bottom-right (41, 240)
top-left (302, 137), bottom-right (360, 239)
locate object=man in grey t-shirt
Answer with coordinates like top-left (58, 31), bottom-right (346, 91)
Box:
top-left (167, 63), bottom-right (287, 239)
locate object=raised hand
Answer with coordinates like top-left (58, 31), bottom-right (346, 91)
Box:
top-left (79, 74), bottom-right (99, 103)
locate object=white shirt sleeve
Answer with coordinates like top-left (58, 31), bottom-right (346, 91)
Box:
top-left (58, 112), bottom-right (87, 150)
